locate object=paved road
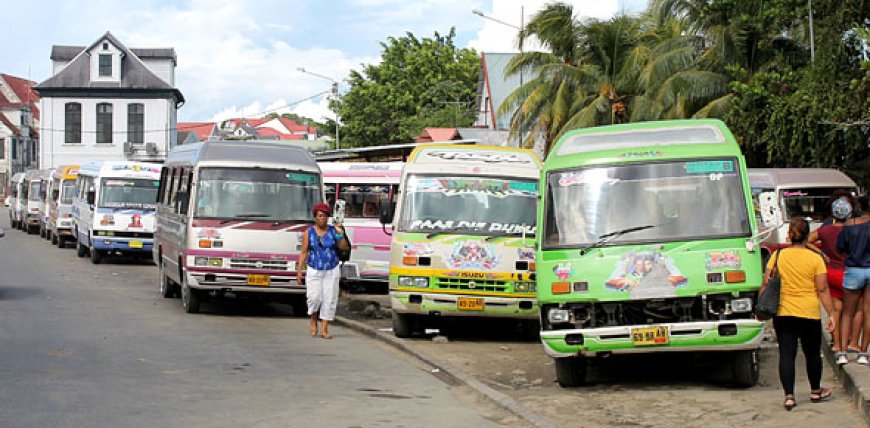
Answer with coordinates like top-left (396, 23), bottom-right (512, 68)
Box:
top-left (0, 214), bottom-right (511, 428)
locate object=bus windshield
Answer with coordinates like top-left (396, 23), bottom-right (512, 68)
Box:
top-left (28, 181), bottom-right (42, 201)
top-left (61, 181), bottom-right (76, 204)
top-left (194, 168), bottom-right (321, 221)
top-left (544, 158), bottom-right (751, 248)
top-left (398, 174), bottom-right (538, 235)
top-left (781, 187), bottom-right (854, 221)
top-left (100, 178), bottom-right (160, 209)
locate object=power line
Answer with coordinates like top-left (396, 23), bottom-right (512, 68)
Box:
top-left (38, 90), bottom-right (331, 135)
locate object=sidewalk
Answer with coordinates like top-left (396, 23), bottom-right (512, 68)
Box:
top-left (823, 344), bottom-right (870, 423)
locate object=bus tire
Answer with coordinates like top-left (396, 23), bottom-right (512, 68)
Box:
top-left (181, 280), bottom-right (201, 314)
top-left (731, 349), bottom-right (759, 388)
top-left (52, 233), bottom-right (59, 246)
top-left (393, 312), bottom-right (415, 338)
top-left (554, 356), bottom-right (587, 387)
top-left (158, 263), bottom-right (178, 298)
top-left (76, 240), bottom-right (87, 257)
top-left (90, 248), bottom-right (103, 264)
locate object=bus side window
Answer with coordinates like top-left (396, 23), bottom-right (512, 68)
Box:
top-left (157, 167), bottom-right (169, 205)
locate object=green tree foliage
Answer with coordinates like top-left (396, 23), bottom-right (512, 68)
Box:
top-left (336, 29), bottom-right (480, 147)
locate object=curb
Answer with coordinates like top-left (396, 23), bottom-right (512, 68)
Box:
top-left (333, 315), bottom-right (558, 428)
top-left (822, 343), bottom-right (870, 424)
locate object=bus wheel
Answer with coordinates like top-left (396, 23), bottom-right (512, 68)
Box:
top-left (76, 240), bottom-right (87, 257)
top-left (731, 349), bottom-right (759, 388)
top-left (181, 280), bottom-right (201, 314)
top-left (393, 312), bottom-right (415, 338)
top-left (159, 263), bottom-right (176, 298)
top-left (90, 248), bottom-right (103, 264)
top-left (51, 233), bottom-right (59, 246)
top-left (554, 356), bottom-right (588, 387)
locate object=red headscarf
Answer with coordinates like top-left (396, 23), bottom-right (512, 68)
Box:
top-left (312, 202), bottom-right (332, 216)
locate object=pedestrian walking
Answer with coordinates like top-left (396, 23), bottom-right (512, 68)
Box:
top-left (809, 194), bottom-right (863, 364)
top-left (297, 202), bottom-right (350, 339)
top-left (762, 217), bottom-right (836, 410)
top-left (837, 195), bottom-right (870, 365)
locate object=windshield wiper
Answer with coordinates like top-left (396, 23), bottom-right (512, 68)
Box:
top-left (485, 230), bottom-right (535, 241)
top-left (217, 213), bottom-right (271, 224)
top-left (579, 224), bottom-right (656, 256)
top-left (426, 229), bottom-right (455, 239)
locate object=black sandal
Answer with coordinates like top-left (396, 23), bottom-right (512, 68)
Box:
top-left (810, 387), bottom-right (832, 402)
top-left (783, 394), bottom-right (797, 411)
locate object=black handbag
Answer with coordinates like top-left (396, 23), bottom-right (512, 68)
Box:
top-left (336, 233), bottom-right (352, 263)
top-left (755, 250), bottom-right (783, 320)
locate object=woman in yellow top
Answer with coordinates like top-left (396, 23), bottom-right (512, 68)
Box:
top-left (761, 217), bottom-right (836, 411)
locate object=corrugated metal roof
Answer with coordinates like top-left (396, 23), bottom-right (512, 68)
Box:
top-left (51, 45), bottom-right (177, 63)
top-left (479, 53), bottom-right (522, 130)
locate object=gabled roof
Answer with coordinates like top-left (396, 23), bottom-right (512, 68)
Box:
top-left (0, 112), bottom-right (20, 134)
top-left (35, 31), bottom-right (184, 103)
top-left (246, 118), bottom-right (269, 127)
top-left (178, 122), bottom-right (217, 141)
top-left (278, 117), bottom-right (315, 133)
top-left (476, 52), bottom-right (521, 130)
top-left (417, 127), bottom-right (459, 143)
top-left (52, 45), bottom-right (177, 63)
top-left (0, 74), bottom-right (40, 120)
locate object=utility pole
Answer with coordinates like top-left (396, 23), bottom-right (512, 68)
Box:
top-left (298, 67), bottom-right (340, 150)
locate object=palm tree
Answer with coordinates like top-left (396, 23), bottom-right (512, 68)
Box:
top-left (499, 3), bottom-right (646, 155)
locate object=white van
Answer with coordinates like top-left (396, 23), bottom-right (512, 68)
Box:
top-left (22, 169), bottom-right (50, 234)
top-left (73, 161), bottom-right (161, 264)
top-left (8, 172), bottom-right (24, 229)
top-left (748, 168), bottom-right (858, 253)
top-left (46, 165), bottom-right (79, 247)
top-left (155, 140), bottom-right (323, 314)
top-left (319, 161), bottom-right (402, 288)
top-left (35, 169), bottom-right (54, 239)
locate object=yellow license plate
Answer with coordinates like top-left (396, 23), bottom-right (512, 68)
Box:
top-left (247, 274), bottom-right (270, 286)
top-left (631, 326), bottom-right (669, 346)
top-left (129, 240), bottom-right (143, 249)
top-left (457, 297), bottom-right (484, 311)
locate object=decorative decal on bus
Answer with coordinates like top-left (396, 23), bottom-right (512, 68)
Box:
top-left (705, 251), bottom-right (742, 270)
top-left (605, 252), bottom-right (687, 293)
top-left (447, 240), bottom-right (498, 270)
top-left (425, 151), bottom-right (532, 163)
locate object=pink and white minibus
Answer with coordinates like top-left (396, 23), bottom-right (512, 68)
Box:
top-left (319, 162), bottom-right (402, 288)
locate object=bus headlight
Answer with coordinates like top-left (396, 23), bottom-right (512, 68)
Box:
top-left (731, 298), bottom-right (753, 313)
top-left (398, 276), bottom-right (414, 286)
top-left (194, 256), bottom-right (208, 266)
top-left (413, 277), bottom-right (429, 287)
top-left (548, 308), bottom-right (570, 324)
top-left (515, 282), bottom-right (537, 292)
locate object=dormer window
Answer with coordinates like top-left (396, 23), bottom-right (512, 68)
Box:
top-left (99, 54), bottom-right (112, 76)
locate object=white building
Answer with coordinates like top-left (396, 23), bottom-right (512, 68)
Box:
top-left (35, 32), bottom-right (184, 168)
top-left (0, 74), bottom-right (39, 191)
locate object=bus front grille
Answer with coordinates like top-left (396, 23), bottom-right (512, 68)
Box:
top-left (229, 259), bottom-right (290, 271)
top-left (435, 277), bottom-right (508, 292)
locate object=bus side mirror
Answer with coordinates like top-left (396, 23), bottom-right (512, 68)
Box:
top-left (379, 201), bottom-right (394, 225)
top-left (758, 191), bottom-right (782, 228)
top-left (86, 189), bottom-right (95, 206)
top-left (51, 189), bottom-right (59, 200)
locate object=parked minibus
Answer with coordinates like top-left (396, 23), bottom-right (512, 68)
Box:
top-left (38, 169), bottom-right (55, 240)
top-left (748, 168), bottom-right (858, 259)
top-left (154, 140), bottom-right (323, 314)
top-left (46, 165), bottom-right (80, 247)
top-left (22, 169), bottom-right (50, 234)
top-left (381, 144), bottom-right (541, 337)
top-left (537, 119), bottom-right (764, 387)
top-left (73, 161), bottom-right (161, 264)
top-left (8, 172), bottom-right (24, 229)
top-left (319, 161), bottom-right (402, 289)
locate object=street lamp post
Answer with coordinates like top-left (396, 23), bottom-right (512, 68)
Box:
top-left (297, 67), bottom-right (340, 150)
top-left (472, 7), bottom-right (524, 148)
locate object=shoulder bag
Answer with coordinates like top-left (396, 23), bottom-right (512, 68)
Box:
top-left (755, 250), bottom-right (782, 320)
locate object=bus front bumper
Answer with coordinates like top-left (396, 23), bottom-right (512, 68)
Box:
top-left (391, 290), bottom-right (538, 319)
top-left (540, 319), bottom-right (764, 358)
top-left (186, 270), bottom-right (306, 295)
top-left (92, 237), bottom-right (154, 253)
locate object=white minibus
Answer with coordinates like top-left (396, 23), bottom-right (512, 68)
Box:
top-left (22, 169), bottom-right (50, 234)
top-left (319, 162), bottom-right (402, 289)
top-left (46, 165), bottom-right (79, 247)
top-left (155, 140), bottom-right (323, 314)
top-left (73, 161), bottom-right (161, 263)
top-left (8, 172), bottom-right (24, 229)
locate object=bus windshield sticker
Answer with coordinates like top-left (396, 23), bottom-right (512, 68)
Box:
top-left (605, 252), bottom-right (687, 296)
top-left (684, 160), bottom-right (734, 174)
top-left (410, 219), bottom-right (536, 234)
top-left (558, 171), bottom-right (619, 187)
top-left (413, 178), bottom-right (536, 198)
top-left (447, 240), bottom-right (499, 270)
top-left (286, 173), bottom-right (317, 184)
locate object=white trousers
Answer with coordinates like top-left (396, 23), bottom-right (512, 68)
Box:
top-left (306, 266), bottom-right (340, 321)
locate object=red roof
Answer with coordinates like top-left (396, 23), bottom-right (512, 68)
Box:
top-left (0, 74), bottom-right (40, 120)
top-left (418, 127), bottom-right (459, 143)
top-left (246, 118), bottom-right (269, 127)
top-left (178, 122), bottom-right (216, 141)
top-left (279, 133), bottom-right (305, 140)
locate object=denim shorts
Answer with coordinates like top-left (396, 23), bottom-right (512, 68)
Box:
top-left (843, 267), bottom-right (870, 291)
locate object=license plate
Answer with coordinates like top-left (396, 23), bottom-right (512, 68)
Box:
top-left (457, 297), bottom-right (484, 311)
top-left (129, 240), bottom-right (143, 249)
top-left (631, 326), bottom-right (669, 346)
top-left (247, 274), bottom-right (270, 286)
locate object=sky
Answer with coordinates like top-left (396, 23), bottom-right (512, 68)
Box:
top-left (0, 0), bottom-right (647, 124)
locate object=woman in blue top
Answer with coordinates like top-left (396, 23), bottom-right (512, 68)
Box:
top-left (297, 202), bottom-right (349, 339)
